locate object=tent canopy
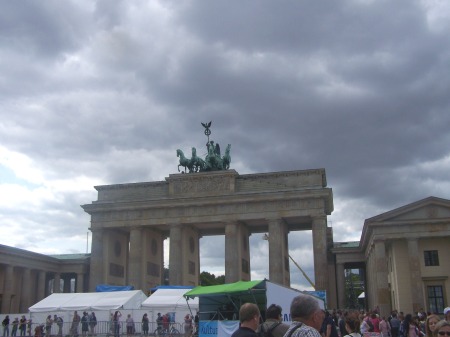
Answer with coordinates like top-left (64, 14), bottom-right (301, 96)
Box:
top-left (29, 290), bottom-right (147, 312)
top-left (184, 280), bottom-right (264, 299)
top-left (142, 288), bottom-right (198, 308)
top-left (141, 288), bottom-right (198, 325)
top-left (184, 279), bottom-right (325, 322)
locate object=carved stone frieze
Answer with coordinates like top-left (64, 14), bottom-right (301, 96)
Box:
top-left (169, 172), bottom-right (236, 196)
top-left (91, 198), bottom-right (323, 224)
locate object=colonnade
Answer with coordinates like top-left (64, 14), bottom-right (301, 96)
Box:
top-left (0, 245), bottom-right (90, 314)
top-left (87, 214), bottom-right (331, 295)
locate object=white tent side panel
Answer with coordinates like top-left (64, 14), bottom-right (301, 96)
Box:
top-left (265, 281), bottom-right (325, 320)
top-left (141, 289), bottom-right (198, 324)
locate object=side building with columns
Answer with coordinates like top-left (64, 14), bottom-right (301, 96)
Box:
top-left (0, 245), bottom-right (89, 313)
top-left (332, 196), bottom-right (450, 316)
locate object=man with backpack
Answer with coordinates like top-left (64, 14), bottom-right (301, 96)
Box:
top-left (257, 304), bottom-right (289, 337)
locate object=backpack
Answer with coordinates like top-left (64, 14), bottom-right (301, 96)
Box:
top-left (258, 322), bottom-right (281, 337)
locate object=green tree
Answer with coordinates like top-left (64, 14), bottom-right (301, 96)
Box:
top-left (199, 271), bottom-right (225, 285)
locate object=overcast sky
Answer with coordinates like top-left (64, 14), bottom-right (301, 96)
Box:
top-left (1, 0), bottom-right (450, 291)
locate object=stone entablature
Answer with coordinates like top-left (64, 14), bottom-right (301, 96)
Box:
top-left (84, 169), bottom-right (333, 233)
top-left (91, 168), bottom-right (329, 202)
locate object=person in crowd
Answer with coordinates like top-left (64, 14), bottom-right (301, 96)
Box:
top-left (360, 314), bottom-right (371, 334)
top-left (343, 311), bottom-right (361, 337)
top-left (11, 319), bottom-right (19, 337)
top-left (54, 315), bottom-right (63, 337)
top-left (113, 311), bottom-right (122, 337)
top-left (320, 311), bottom-right (339, 337)
top-left (125, 314), bottom-right (134, 336)
top-left (434, 321), bottom-right (450, 337)
top-left (193, 312), bottom-right (199, 337)
top-left (184, 314), bottom-right (192, 337)
top-left (331, 311), bottom-right (339, 327)
top-left (34, 325), bottom-right (44, 337)
top-left (339, 312), bottom-right (348, 337)
top-left (89, 312), bottom-right (97, 336)
top-left (424, 315), bottom-right (440, 337)
top-left (284, 295), bottom-right (325, 337)
top-left (257, 304), bottom-right (289, 337)
top-left (46, 315), bottom-right (53, 337)
top-left (390, 313), bottom-right (401, 337)
top-left (27, 320), bottom-right (32, 337)
top-left (141, 314), bottom-right (149, 336)
top-left (71, 311), bottom-right (81, 337)
top-left (3, 316), bottom-right (10, 337)
top-left (156, 314), bottom-right (163, 336)
top-left (444, 308), bottom-right (450, 323)
top-left (18, 317), bottom-right (26, 337)
top-left (402, 314), bottom-right (419, 337)
top-left (81, 312), bottom-right (89, 337)
top-left (380, 317), bottom-right (391, 337)
top-left (230, 303), bottom-right (260, 337)
top-left (162, 314), bottom-right (169, 333)
top-left (369, 313), bottom-right (381, 333)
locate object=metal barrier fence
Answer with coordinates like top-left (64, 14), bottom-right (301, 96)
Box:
top-left (25, 321), bottom-right (185, 337)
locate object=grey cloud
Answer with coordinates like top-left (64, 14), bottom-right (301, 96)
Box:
top-left (1, 0), bottom-right (450, 287)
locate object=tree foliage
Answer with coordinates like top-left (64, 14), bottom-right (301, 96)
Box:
top-left (199, 271), bottom-right (225, 286)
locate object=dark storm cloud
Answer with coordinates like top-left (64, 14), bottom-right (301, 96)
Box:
top-left (1, 0), bottom-right (450, 285)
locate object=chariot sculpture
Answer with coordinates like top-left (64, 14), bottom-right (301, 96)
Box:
top-left (176, 121), bottom-right (231, 173)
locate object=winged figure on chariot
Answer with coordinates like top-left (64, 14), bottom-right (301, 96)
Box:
top-left (176, 121), bottom-right (231, 173)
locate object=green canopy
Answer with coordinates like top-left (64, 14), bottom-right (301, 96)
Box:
top-left (184, 280), bottom-right (264, 299)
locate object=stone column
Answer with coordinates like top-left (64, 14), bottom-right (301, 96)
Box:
top-left (89, 228), bottom-right (104, 291)
top-left (169, 225), bottom-right (183, 285)
top-left (142, 229), bottom-right (165, 289)
top-left (128, 227), bottom-right (143, 289)
top-left (37, 270), bottom-right (46, 301)
top-left (76, 273), bottom-right (84, 292)
top-left (374, 240), bottom-right (390, 317)
top-left (21, 268), bottom-right (32, 312)
top-left (312, 216), bottom-right (328, 291)
top-left (225, 222), bottom-right (250, 283)
top-left (53, 273), bottom-right (61, 293)
top-left (408, 238), bottom-right (425, 312)
top-left (267, 218), bottom-right (290, 286)
top-left (1, 264), bottom-right (14, 313)
top-left (336, 263), bottom-right (346, 309)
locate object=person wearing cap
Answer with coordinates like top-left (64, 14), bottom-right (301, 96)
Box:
top-left (444, 307), bottom-right (450, 322)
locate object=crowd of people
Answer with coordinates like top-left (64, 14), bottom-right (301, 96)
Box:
top-left (3, 302), bottom-right (449, 337)
top-left (231, 300), bottom-right (450, 337)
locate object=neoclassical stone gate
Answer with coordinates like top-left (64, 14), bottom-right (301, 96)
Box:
top-left (82, 168), bottom-right (334, 294)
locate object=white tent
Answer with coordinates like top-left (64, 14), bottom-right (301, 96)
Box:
top-left (29, 290), bottom-right (147, 312)
top-left (28, 290), bottom-right (148, 334)
top-left (141, 289), bottom-right (198, 324)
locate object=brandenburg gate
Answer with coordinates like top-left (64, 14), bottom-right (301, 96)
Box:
top-left (82, 168), bottom-right (334, 292)
top-left (82, 122), bottom-right (334, 295)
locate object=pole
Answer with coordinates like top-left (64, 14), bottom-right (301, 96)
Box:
top-left (288, 254), bottom-right (316, 290)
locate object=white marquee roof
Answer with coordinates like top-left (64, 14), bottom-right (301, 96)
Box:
top-left (29, 290), bottom-right (147, 312)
